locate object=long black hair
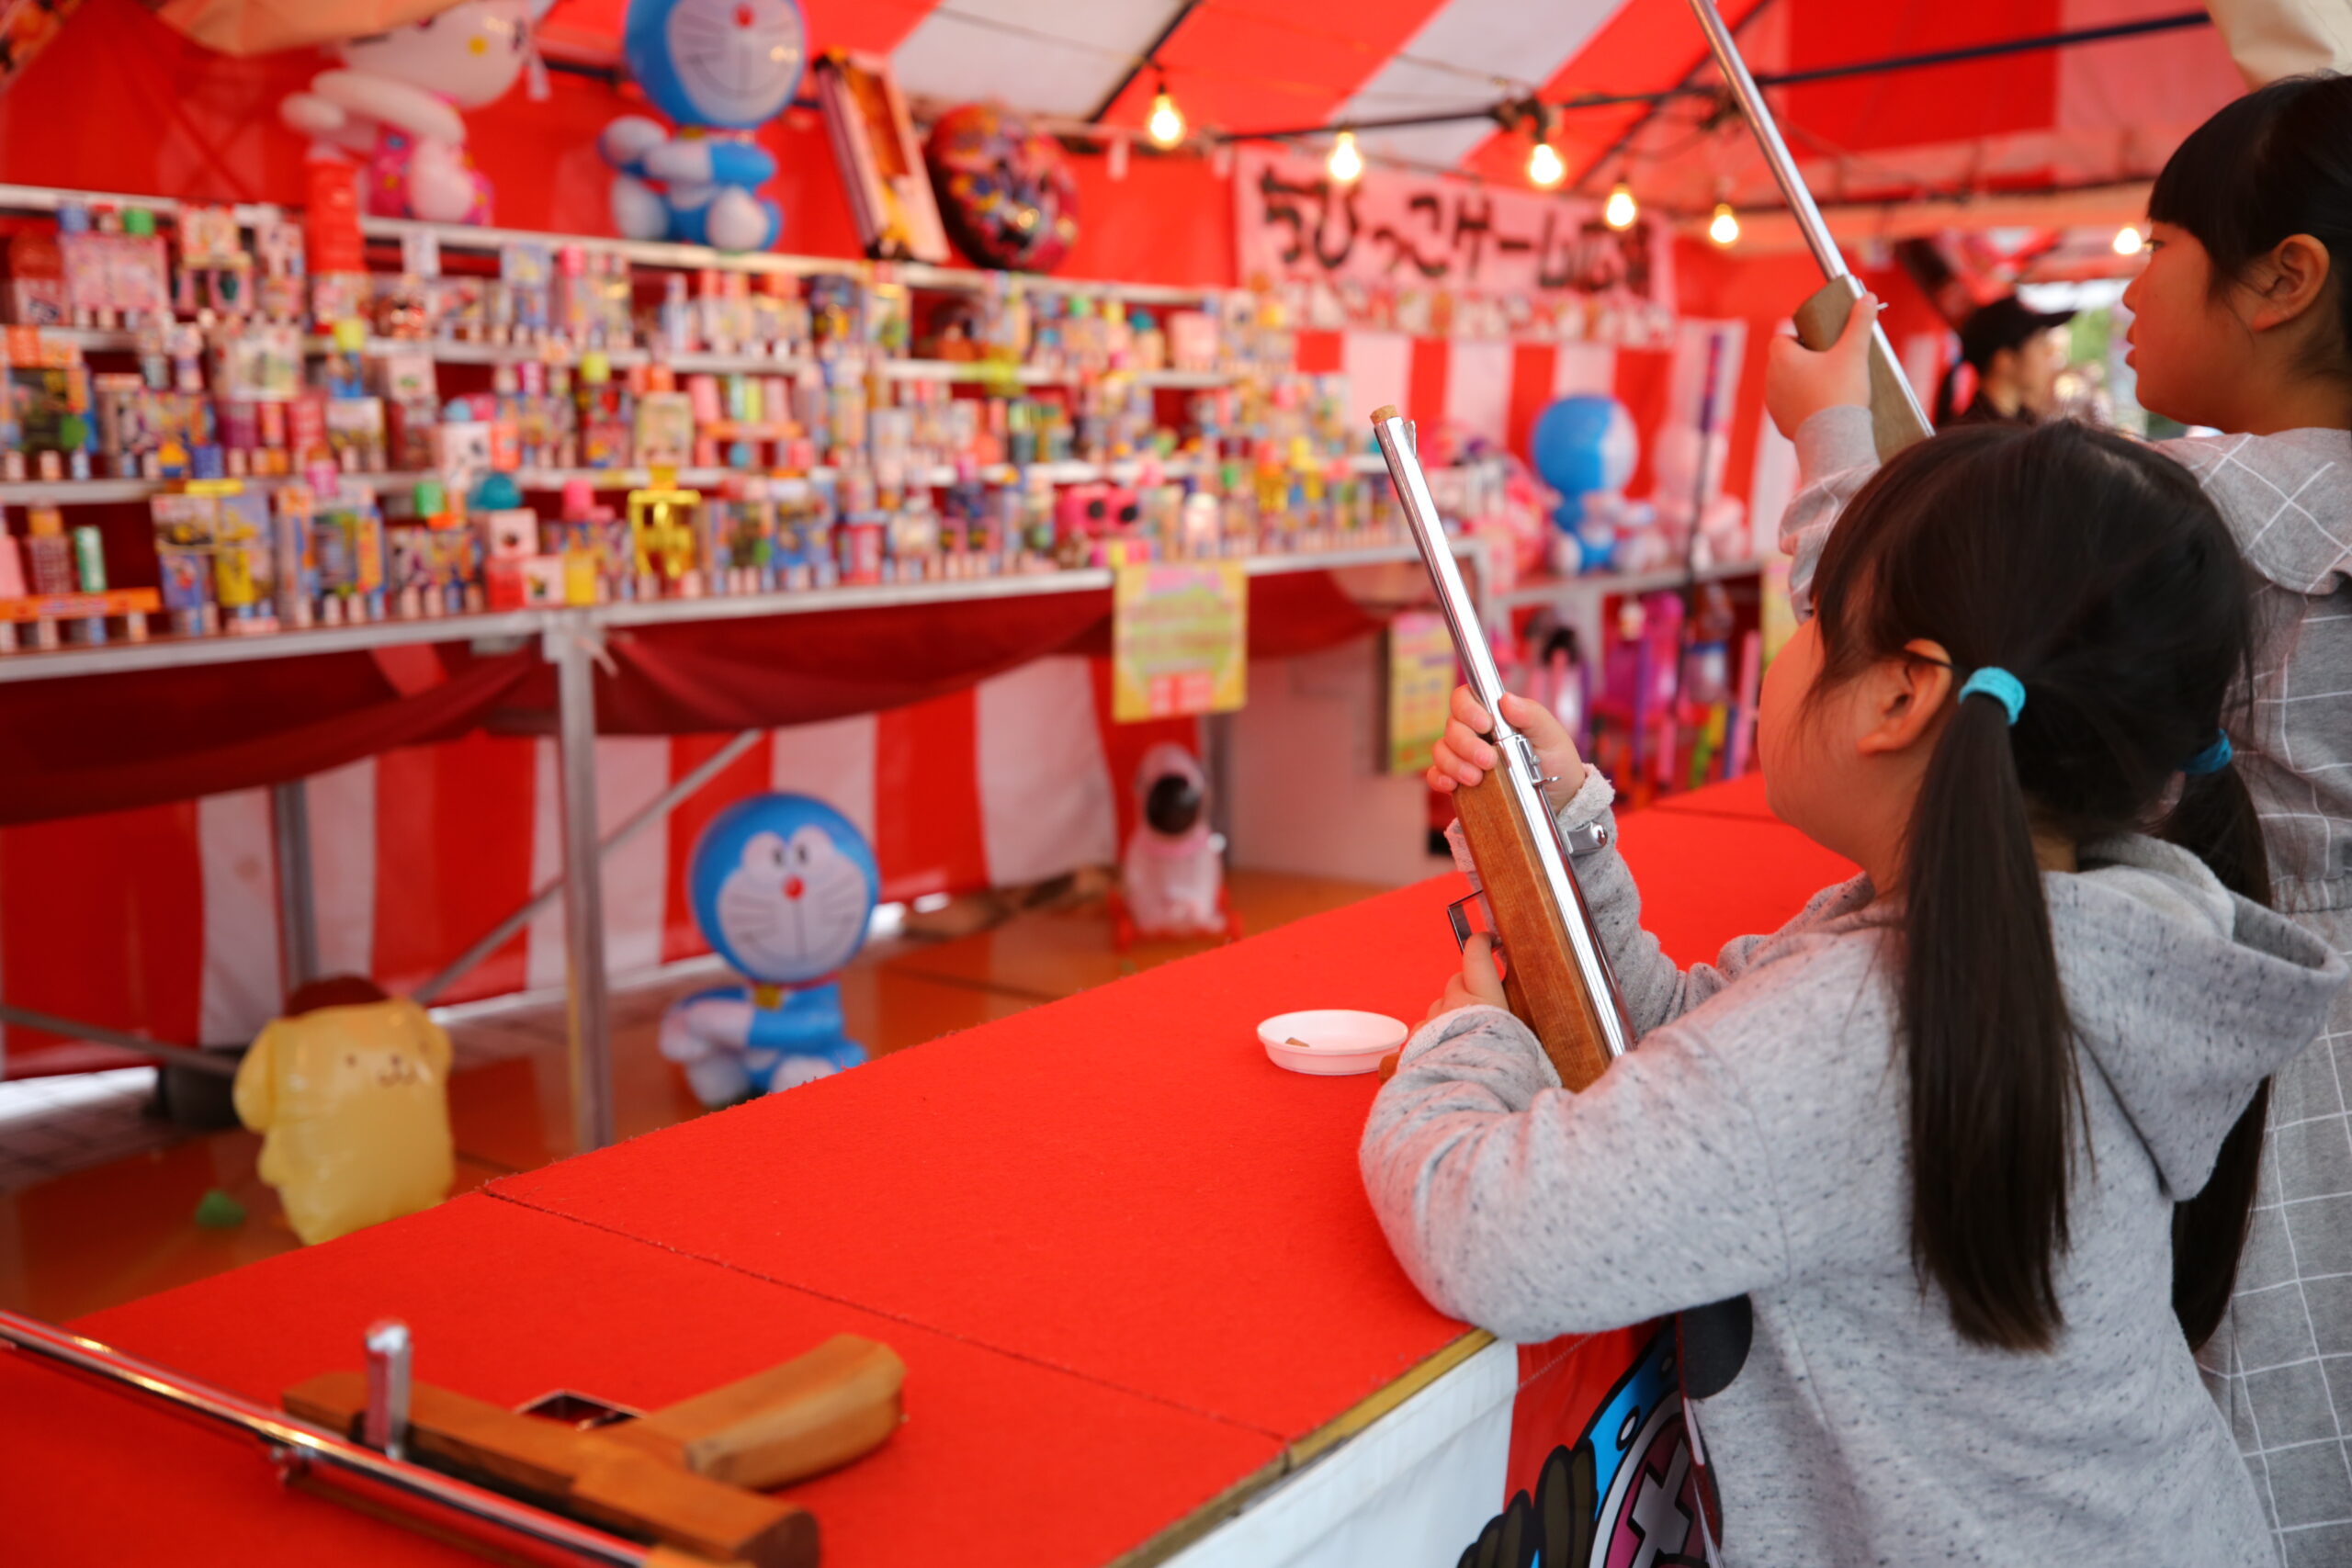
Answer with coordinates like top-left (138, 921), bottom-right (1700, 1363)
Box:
top-left (2149, 73), bottom-right (2352, 394)
top-left (1810, 420), bottom-right (2267, 1351)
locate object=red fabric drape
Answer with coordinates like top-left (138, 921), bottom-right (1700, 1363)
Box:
top-left (0, 572), bottom-right (1391, 825)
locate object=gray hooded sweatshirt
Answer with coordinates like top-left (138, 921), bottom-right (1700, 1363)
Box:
top-left (1361, 769), bottom-right (2347, 1567)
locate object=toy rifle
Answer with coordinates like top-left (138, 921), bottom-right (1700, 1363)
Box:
top-left (0, 1305), bottom-right (903, 1567)
top-left (1687, 0), bottom-right (1934, 458)
top-left (1373, 409), bottom-right (1636, 1090)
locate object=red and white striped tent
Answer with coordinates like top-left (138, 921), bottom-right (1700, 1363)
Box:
top-left (0, 0), bottom-right (2275, 1074)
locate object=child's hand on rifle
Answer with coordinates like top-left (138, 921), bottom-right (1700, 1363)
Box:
top-left (1424, 931), bottom-right (1508, 1022)
top-left (1766, 291), bottom-right (1881, 439)
top-left (1428, 686), bottom-right (1587, 809)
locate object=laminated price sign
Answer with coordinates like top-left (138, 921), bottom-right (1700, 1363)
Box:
top-left (1112, 561), bottom-right (1247, 721)
top-left (1385, 610), bottom-right (1456, 775)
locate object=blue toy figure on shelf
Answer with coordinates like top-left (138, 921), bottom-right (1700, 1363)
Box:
top-left (660, 794), bottom-right (878, 1108)
top-left (1529, 394), bottom-right (1641, 574)
top-left (597, 0), bottom-right (808, 253)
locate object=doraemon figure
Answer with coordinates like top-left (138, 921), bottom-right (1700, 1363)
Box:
top-left (660, 794), bottom-right (877, 1108)
top-left (597, 0), bottom-right (807, 253)
top-left (1115, 743), bottom-right (1236, 946)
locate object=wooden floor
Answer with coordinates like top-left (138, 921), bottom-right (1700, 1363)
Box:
top-left (0, 869), bottom-right (1392, 1323)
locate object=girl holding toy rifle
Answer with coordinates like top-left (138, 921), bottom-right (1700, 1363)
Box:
top-left (1362, 414), bottom-right (2341, 1563)
top-left (1776, 74), bottom-right (2352, 1562)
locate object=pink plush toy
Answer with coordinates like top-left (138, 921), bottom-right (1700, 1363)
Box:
top-left (280, 1), bottom-right (554, 225)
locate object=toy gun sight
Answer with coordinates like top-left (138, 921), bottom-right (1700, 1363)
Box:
top-left (1372, 407), bottom-right (1634, 1089)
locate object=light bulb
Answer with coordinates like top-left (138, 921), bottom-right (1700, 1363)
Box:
top-left (1708, 202), bottom-right (1739, 246)
top-left (2112, 224), bottom-right (2144, 257)
top-left (1329, 130), bottom-right (1363, 185)
top-left (1147, 85), bottom-right (1186, 150)
top-left (1603, 179), bottom-right (1637, 231)
top-left (1527, 140), bottom-right (1566, 189)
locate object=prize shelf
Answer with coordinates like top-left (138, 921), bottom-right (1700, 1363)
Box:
top-left (0, 454), bottom-right (1397, 508)
top-left (0, 186), bottom-right (1244, 314)
top-left (45, 327), bottom-right (1239, 389)
top-left (0, 536), bottom-right (1466, 685)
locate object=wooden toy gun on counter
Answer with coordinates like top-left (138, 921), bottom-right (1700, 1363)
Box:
top-left (1687, 0), bottom-right (1933, 460)
top-left (1373, 408), bottom-right (1636, 1090)
top-left (0, 1305), bottom-right (903, 1566)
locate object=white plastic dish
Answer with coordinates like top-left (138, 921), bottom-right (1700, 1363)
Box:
top-left (1260, 1010), bottom-right (1409, 1076)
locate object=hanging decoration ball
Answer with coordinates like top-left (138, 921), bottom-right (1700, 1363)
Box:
top-left (924, 103), bottom-right (1082, 273)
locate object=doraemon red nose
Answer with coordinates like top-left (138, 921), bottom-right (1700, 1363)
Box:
top-left (734, 3), bottom-right (752, 23)
top-left (785, 875), bottom-right (805, 899)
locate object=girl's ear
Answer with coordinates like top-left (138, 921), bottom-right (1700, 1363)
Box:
top-left (2245, 234), bottom-right (2334, 333)
top-left (1855, 637), bottom-right (1956, 759)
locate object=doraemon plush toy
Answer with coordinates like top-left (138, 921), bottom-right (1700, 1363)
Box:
top-left (660, 794), bottom-right (878, 1108)
top-left (597, 0), bottom-right (808, 253)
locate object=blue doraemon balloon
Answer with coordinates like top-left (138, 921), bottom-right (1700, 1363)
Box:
top-left (659, 794), bottom-right (878, 1107)
top-left (596, 0), bottom-right (808, 253)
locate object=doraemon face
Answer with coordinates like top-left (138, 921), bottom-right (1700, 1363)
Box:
top-left (690, 795), bottom-right (878, 985)
top-left (628, 0), bottom-right (806, 131)
top-left (339, 0), bottom-right (539, 111)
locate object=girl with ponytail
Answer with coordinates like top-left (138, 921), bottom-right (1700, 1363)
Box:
top-left (1362, 420), bottom-right (2344, 1565)
top-left (1777, 73), bottom-right (2352, 1556)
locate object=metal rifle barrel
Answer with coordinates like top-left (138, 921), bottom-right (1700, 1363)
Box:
top-left (1369, 409), bottom-right (1635, 1064)
top-left (1687, 0), bottom-right (1934, 441)
top-left (1687, 0), bottom-right (1844, 280)
top-left (0, 1307), bottom-right (650, 1566)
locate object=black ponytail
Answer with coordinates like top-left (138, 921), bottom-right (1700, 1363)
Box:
top-left (1905, 686), bottom-right (2078, 1348)
top-left (2150, 73), bottom-right (2352, 398)
top-left (2159, 760), bottom-right (2275, 1348)
top-left (1811, 421), bottom-right (2264, 1351)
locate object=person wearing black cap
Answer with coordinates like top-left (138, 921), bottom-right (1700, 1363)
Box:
top-left (1935, 295), bottom-right (2076, 426)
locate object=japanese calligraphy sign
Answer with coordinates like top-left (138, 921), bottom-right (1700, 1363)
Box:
top-left (1234, 148), bottom-right (1675, 334)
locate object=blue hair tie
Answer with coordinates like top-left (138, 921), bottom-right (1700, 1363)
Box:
top-left (2183, 732), bottom-right (2233, 776)
top-left (1958, 667), bottom-right (2026, 727)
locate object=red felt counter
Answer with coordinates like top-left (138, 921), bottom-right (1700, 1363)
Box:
top-left (0, 784), bottom-right (1855, 1564)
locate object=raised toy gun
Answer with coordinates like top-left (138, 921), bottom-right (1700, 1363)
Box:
top-left (1373, 408), bottom-right (1636, 1090)
top-left (1688, 0), bottom-right (1933, 459)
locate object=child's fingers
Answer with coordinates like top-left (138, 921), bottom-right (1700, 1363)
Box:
top-left (1424, 762), bottom-right (1460, 795)
top-left (1498, 692), bottom-right (1563, 745)
top-left (1450, 684), bottom-right (1493, 736)
top-left (1461, 932), bottom-right (1507, 1007)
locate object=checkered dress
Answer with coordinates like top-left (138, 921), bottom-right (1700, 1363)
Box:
top-left (1785, 416), bottom-right (2352, 1567)
top-left (2166, 431), bottom-right (2352, 1568)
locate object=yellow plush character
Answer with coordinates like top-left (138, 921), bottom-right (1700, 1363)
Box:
top-left (233, 979), bottom-right (456, 1246)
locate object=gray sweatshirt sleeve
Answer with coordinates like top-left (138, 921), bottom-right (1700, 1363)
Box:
top-left (1359, 1002), bottom-right (1792, 1340)
top-left (1779, 404), bottom-right (1880, 622)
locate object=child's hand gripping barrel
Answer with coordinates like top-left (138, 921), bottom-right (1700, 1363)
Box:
top-left (1372, 406), bottom-right (1634, 1091)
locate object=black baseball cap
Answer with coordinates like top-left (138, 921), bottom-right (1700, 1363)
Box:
top-left (1958, 296), bottom-right (2075, 371)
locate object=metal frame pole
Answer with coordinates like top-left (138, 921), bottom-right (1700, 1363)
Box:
top-left (271, 780), bottom-right (319, 996)
top-left (411, 728), bottom-right (764, 1007)
top-left (549, 623), bottom-right (615, 1154)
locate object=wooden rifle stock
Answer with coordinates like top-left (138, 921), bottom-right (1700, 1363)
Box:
top-left (1450, 766), bottom-right (1617, 1090)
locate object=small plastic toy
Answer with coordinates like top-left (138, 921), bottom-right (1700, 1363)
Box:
top-left (600, 0), bottom-right (808, 252)
top-left (1114, 743), bottom-right (1239, 946)
top-left (660, 794), bottom-right (879, 1109)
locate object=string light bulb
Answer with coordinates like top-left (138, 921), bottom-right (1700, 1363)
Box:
top-left (1708, 201), bottom-right (1740, 246)
top-left (1603, 178), bottom-right (1637, 231)
top-left (1147, 78), bottom-right (1186, 150)
top-left (1528, 140), bottom-right (1566, 189)
top-left (2112, 224), bottom-right (2144, 257)
top-left (1329, 130), bottom-right (1363, 185)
